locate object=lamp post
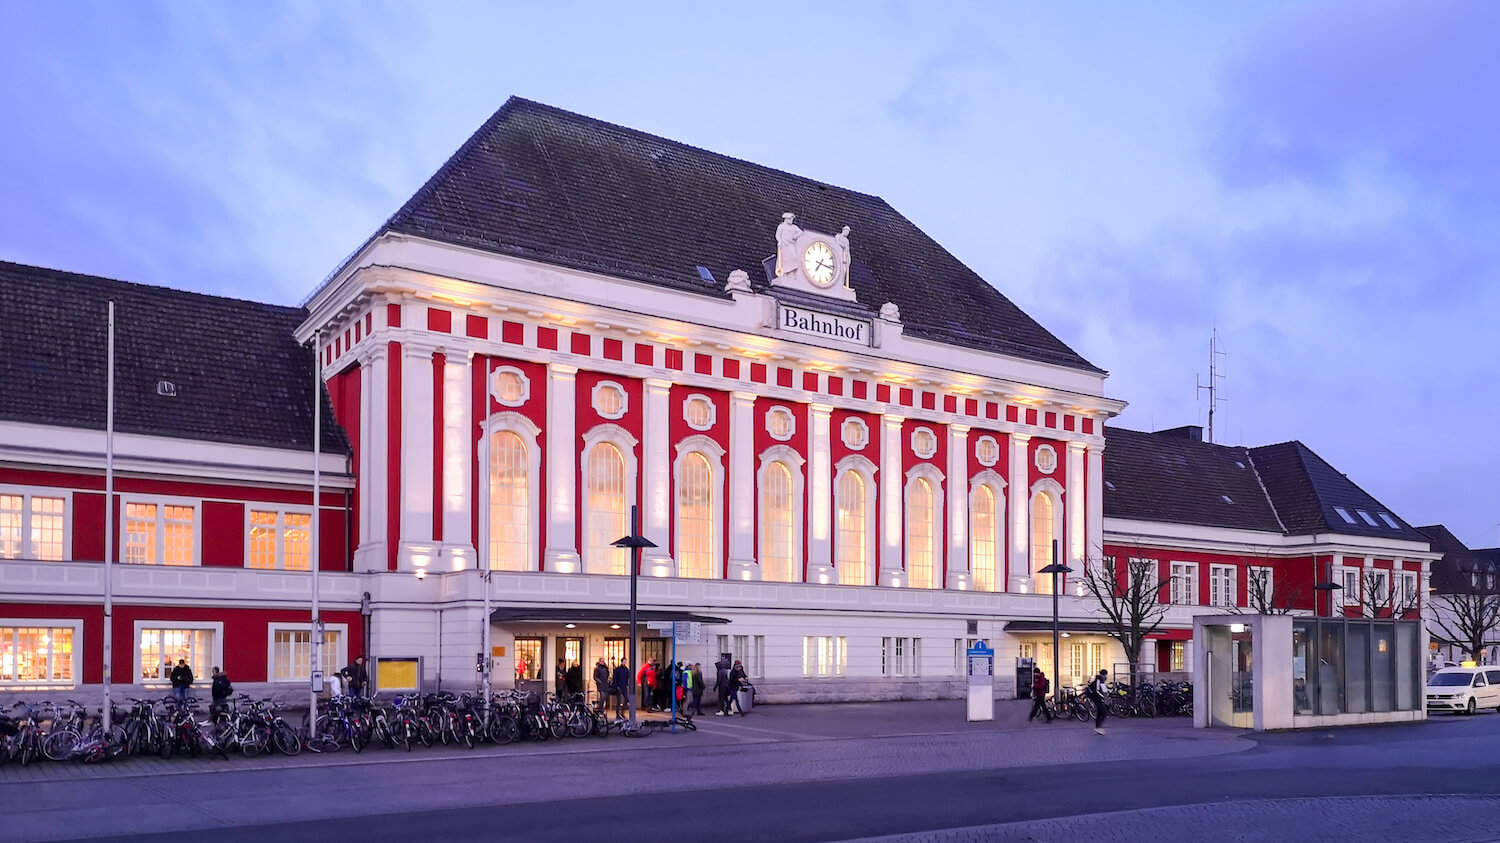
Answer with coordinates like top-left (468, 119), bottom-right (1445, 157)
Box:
top-left (1037, 538), bottom-right (1072, 707)
top-left (612, 505), bottom-right (657, 724)
top-left (480, 560), bottom-right (492, 726)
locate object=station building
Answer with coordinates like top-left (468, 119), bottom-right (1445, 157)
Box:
top-left (0, 99), bottom-right (1437, 703)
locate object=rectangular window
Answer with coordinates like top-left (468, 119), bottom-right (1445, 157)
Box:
top-left (803, 636), bottom-right (846, 677)
top-left (138, 626), bottom-right (216, 683)
top-left (1209, 565), bottom-right (1236, 608)
top-left (0, 490), bottom-right (69, 561)
top-left (728, 634), bottom-right (763, 679)
top-left (1248, 566), bottom-right (1274, 609)
top-left (0, 623), bottom-right (78, 687)
top-left (1342, 568), bottom-right (1361, 607)
top-left (1368, 570), bottom-right (1390, 610)
top-left (1170, 641), bottom-right (1185, 672)
top-left (1397, 572), bottom-right (1418, 613)
top-left (123, 499), bottom-right (198, 566)
top-left (1170, 562), bottom-right (1197, 605)
top-left (248, 510), bottom-right (313, 570)
top-left (269, 626), bottom-right (345, 682)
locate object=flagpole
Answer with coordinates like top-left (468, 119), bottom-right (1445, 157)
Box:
top-left (310, 329), bottom-right (323, 736)
top-left (103, 302), bottom-right (115, 731)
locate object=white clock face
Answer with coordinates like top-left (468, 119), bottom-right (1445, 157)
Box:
top-left (802, 241), bottom-right (836, 287)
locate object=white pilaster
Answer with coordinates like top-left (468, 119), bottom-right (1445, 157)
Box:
top-left (1085, 441), bottom-right (1105, 571)
top-left (807, 403), bottom-right (834, 583)
top-left (642, 378), bottom-right (674, 576)
top-left (1066, 441), bottom-right (1086, 576)
top-left (1009, 433), bottom-right (1032, 592)
top-left (728, 391), bottom-right (758, 580)
top-left (439, 352), bottom-right (475, 570)
top-left (544, 363), bottom-right (580, 572)
top-left (353, 349), bottom-right (385, 572)
top-left (879, 413), bottom-right (905, 587)
top-left (946, 424), bottom-right (970, 590)
top-left (397, 342), bottom-right (437, 570)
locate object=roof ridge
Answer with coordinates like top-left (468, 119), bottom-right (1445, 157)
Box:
top-left (0, 259), bottom-right (304, 314)
top-left (1244, 449), bottom-right (1289, 534)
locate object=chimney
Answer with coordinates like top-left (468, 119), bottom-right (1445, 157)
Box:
top-left (1157, 425), bottom-right (1203, 442)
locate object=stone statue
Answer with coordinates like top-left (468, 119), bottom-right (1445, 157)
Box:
top-left (725, 269), bottom-right (752, 294)
top-left (775, 212), bottom-right (802, 277)
top-left (879, 302), bottom-right (901, 322)
top-left (834, 226), bottom-right (851, 286)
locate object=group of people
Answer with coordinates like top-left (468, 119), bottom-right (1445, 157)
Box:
top-left (572, 654), bottom-right (751, 719)
top-left (1027, 667), bottom-right (1112, 734)
top-left (164, 655), bottom-right (371, 717)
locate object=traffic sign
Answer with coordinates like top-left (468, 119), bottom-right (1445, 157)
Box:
top-left (672, 621), bottom-right (702, 643)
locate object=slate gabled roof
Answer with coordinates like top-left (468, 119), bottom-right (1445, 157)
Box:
top-left (367, 97), bottom-right (1100, 373)
top-left (1248, 441), bottom-right (1427, 542)
top-left (0, 261), bottom-right (347, 454)
top-left (1417, 525), bottom-right (1500, 594)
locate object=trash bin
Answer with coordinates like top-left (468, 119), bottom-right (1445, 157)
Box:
top-left (737, 684), bottom-right (755, 714)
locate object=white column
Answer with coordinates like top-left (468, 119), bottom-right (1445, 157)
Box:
top-left (728, 391), bottom-right (758, 580)
top-left (352, 349), bottom-right (384, 572)
top-left (879, 413), bottom-right (905, 587)
top-left (1066, 441), bottom-right (1086, 582)
top-left (807, 403), bottom-right (834, 584)
top-left (398, 342), bottom-right (436, 570)
top-left (544, 363), bottom-right (580, 572)
top-left (1086, 442), bottom-right (1105, 566)
top-left (440, 351), bottom-right (475, 569)
top-left (642, 378), bottom-right (674, 576)
top-left (1009, 433), bottom-right (1031, 592)
top-left (946, 424), bottom-right (970, 590)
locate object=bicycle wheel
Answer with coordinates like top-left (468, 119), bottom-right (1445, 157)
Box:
top-left (43, 729), bottom-right (81, 762)
top-left (548, 714), bottom-right (567, 740)
top-left (349, 722), bottom-right (365, 754)
top-left (391, 722), bottom-right (411, 752)
top-left (242, 723), bottom-right (270, 757)
top-left (416, 718), bottom-right (435, 748)
top-left (273, 724), bottom-right (302, 756)
top-left (567, 715), bottom-right (591, 739)
top-left (157, 728), bottom-right (175, 760)
top-left (489, 716), bottom-right (518, 745)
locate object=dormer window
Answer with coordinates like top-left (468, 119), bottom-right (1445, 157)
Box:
top-left (1335, 507), bottom-right (1356, 525)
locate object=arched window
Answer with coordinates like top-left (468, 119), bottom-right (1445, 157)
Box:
top-left (1032, 490), bottom-right (1057, 595)
top-left (971, 484), bottom-right (998, 592)
top-left (677, 452), bottom-right (715, 578)
top-left (585, 443), bottom-right (628, 575)
top-left (488, 431), bottom-right (529, 571)
top-left (836, 470), bottom-right (868, 586)
top-left (759, 458), bottom-right (801, 583)
top-left (907, 478), bottom-right (935, 588)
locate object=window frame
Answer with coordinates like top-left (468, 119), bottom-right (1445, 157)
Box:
top-left (834, 455), bottom-right (878, 587)
top-left (1341, 566), bottom-right (1362, 607)
top-left (133, 620), bottom-right (223, 686)
top-left (756, 446), bottom-right (805, 583)
top-left (1029, 479), bottom-right (1065, 594)
top-left (266, 622), bottom-right (349, 683)
top-left (1169, 561), bottom-right (1198, 605)
top-left (490, 365), bottom-right (531, 408)
top-left (590, 380), bottom-right (628, 420)
top-left (479, 412), bottom-right (543, 572)
top-left (1248, 565), bottom-right (1274, 608)
top-left (244, 506), bottom-right (314, 571)
top-left (802, 635), bottom-right (847, 678)
top-left (1209, 564), bottom-right (1237, 608)
top-left (0, 486), bottom-right (72, 562)
top-left (903, 466), bottom-right (945, 589)
top-left (120, 495), bottom-right (201, 566)
top-left (0, 618), bottom-right (83, 689)
top-left (581, 424), bottom-right (640, 576)
top-left (969, 471), bottom-right (1006, 592)
top-left (672, 435), bottom-right (725, 579)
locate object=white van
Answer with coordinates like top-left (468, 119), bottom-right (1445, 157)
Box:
top-left (1425, 667), bottom-right (1500, 715)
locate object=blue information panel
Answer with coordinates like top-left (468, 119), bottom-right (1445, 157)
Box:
top-left (966, 642), bottom-right (995, 721)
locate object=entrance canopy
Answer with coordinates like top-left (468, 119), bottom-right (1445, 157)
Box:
top-left (489, 607), bottom-right (732, 625)
top-left (1003, 620), bottom-right (1119, 636)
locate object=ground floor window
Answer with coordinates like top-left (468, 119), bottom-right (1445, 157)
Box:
top-left (1018, 640), bottom-right (1054, 685)
top-left (603, 637), bottom-right (628, 668)
top-left (138, 626), bottom-right (215, 684)
top-left (803, 636), bottom-right (846, 677)
top-left (1068, 641), bottom-right (1105, 686)
top-left (717, 634), bottom-right (765, 679)
top-left (515, 637), bottom-right (543, 682)
top-left (269, 625), bottom-right (345, 682)
top-left (953, 639), bottom-right (988, 675)
top-left (1169, 641), bottom-right (1185, 672)
top-left (883, 637), bottom-right (922, 677)
top-left (0, 623), bottom-right (77, 687)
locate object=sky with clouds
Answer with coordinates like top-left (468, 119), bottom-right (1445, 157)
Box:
top-left (2, 1), bottom-right (1494, 548)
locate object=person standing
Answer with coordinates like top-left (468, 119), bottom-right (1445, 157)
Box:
top-left (714, 656), bottom-right (731, 715)
top-left (1027, 670), bottom-right (1053, 723)
top-left (592, 657), bottom-right (611, 707)
top-left (567, 661), bottom-right (584, 697)
top-left (728, 660), bottom-right (749, 716)
top-left (1088, 669), bottom-right (1110, 735)
top-left (690, 663), bottom-right (706, 715)
top-left (345, 656), bottom-right (369, 699)
top-left (169, 659), bottom-right (194, 703)
top-left (611, 659), bottom-right (632, 718)
top-left (209, 667), bottom-right (233, 718)
top-left (638, 660), bottom-right (655, 711)
top-left (555, 659), bottom-right (569, 699)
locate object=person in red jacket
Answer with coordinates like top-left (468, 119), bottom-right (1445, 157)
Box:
top-left (638, 661), bottom-right (656, 711)
top-left (1027, 671), bottom-right (1053, 723)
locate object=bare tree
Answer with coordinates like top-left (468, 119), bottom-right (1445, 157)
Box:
top-left (1228, 553), bottom-right (1307, 615)
top-left (1080, 554), bottom-right (1172, 677)
top-left (1431, 590), bottom-right (1500, 663)
top-left (1352, 568), bottom-right (1420, 619)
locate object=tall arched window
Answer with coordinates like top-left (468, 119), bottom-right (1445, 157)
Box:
top-left (677, 452), bottom-right (714, 578)
top-left (761, 462), bottom-right (795, 583)
top-left (488, 431), bottom-right (529, 571)
top-left (1032, 491), bottom-right (1056, 595)
top-left (836, 470), bottom-right (867, 586)
top-left (971, 484), bottom-right (997, 592)
top-left (907, 478), bottom-right (935, 589)
top-left (585, 443), bottom-right (627, 575)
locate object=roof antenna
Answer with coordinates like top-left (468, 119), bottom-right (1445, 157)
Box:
top-left (1196, 326), bottom-right (1228, 444)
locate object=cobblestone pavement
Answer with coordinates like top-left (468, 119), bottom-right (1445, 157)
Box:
top-left (846, 795), bottom-right (1500, 843)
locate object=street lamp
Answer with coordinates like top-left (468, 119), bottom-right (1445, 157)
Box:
top-left (1037, 538), bottom-right (1072, 708)
top-left (612, 505), bottom-right (657, 725)
top-left (1313, 555), bottom-right (1342, 618)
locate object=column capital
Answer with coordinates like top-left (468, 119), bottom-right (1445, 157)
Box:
top-left (810, 402), bottom-right (835, 418)
top-left (645, 377), bottom-right (674, 392)
top-left (731, 390), bottom-right (759, 405)
top-left (547, 362), bottom-right (579, 378)
top-left (1011, 432), bottom-right (1032, 444)
top-left (950, 423), bottom-right (971, 436)
top-left (1087, 439), bottom-right (1106, 454)
top-left (882, 412), bottom-right (905, 427)
top-left (1067, 440), bottom-right (1088, 454)
top-left (402, 337), bottom-right (443, 358)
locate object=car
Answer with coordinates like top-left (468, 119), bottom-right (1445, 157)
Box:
top-left (1425, 667), bottom-right (1500, 715)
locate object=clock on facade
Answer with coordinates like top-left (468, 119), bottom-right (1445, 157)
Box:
top-left (802, 241), bottom-right (837, 287)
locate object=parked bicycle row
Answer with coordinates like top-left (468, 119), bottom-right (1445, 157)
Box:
top-left (1031, 679), bottom-right (1195, 722)
top-left (0, 689), bottom-right (694, 766)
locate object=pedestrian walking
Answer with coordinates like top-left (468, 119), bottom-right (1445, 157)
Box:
top-left (1088, 669), bottom-right (1110, 734)
top-left (209, 666), bottom-right (233, 718)
top-left (611, 659), bottom-right (632, 718)
top-left (169, 658), bottom-right (194, 702)
top-left (728, 660), bottom-right (748, 716)
top-left (690, 663), bottom-right (705, 715)
top-left (345, 655), bottom-right (369, 698)
top-left (593, 657), bottom-right (610, 707)
top-left (1027, 670), bottom-right (1053, 723)
top-left (714, 656), bottom-right (731, 715)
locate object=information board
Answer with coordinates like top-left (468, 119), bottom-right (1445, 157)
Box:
top-left (966, 642), bottom-right (995, 722)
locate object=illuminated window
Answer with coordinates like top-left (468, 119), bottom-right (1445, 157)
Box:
top-left (269, 625), bottom-right (344, 682)
top-left (841, 418), bottom-right (869, 450)
top-left (514, 637), bottom-right (543, 681)
top-left (910, 427), bottom-right (937, 459)
top-left (766, 406), bottom-right (795, 441)
top-left (247, 510), bottom-right (312, 570)
top-left (591, 381), bottom-right (627, 419)
top-left (488, 431), bottom-right (530, 571)
top-left (585, 443), bottom-right (628, 575)
top-left (0, 490), bottom-right (67, 561)
top-left (138, 626), bottom-right (216, 684)
top-left (123, 500), bottom-right (197, 566)
top-left (677, 452), bottom-right (716, 579)
top-left (1169, 641), bottom-right (1185, 672)
top-left (760, 462), bottom-right (796, 583)
top-left (1035, 445), bottom-right (1057, 474)
top-left (906, 477), bottom-right (935, 589)
top-left (802, 635), bottom-right (846, 677)
top-left (0, 624), bottom-right (77, 687)
top-left (491, 367), bottom-right (529, 407)
top-left (1031, 492), bottom-right (1057, 595)
top-left (971, 484), bottom-right (999, 592)
top-left (683, 395), bottom-right (716, 431)
top-left (836, 469), bottom-right (870, 586)
top-left (975, 436), bottom-right (1000, 467)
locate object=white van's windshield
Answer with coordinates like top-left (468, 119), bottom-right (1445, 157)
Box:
top-left (1429, 673), bottom-right (1473, 687)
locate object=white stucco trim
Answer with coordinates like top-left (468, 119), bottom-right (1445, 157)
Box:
top-left (477, 411), bottom-right (543, 572)
top-left (903, 463), bottom-right (946, 589)
top-left (579, 423), bottom-right (640, 576)
top-left (672, 435), bottom-right (726, 579)
top-left (757, 445), bottom-right (807, 583)
top-left (834, 454), bottom-right (878, 587)
top-left (969, 470), bottom-right (1007, 592)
